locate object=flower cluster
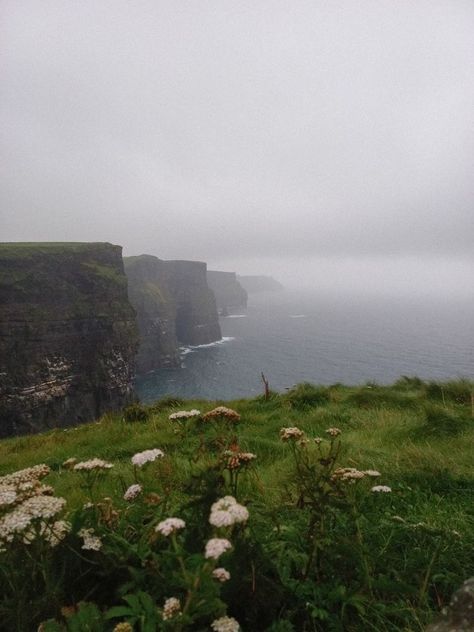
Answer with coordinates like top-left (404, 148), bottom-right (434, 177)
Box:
top-left (155, 517), bottom-right (186, 536)
top-left (211, 616), bottom-right (240, 632)
top-left (0, 464), bottom-right (50, 487)
top-left (325, 427), bottom-right (342, 437)
top-left (169, 409), bottom-right (201, 420)
top-left (280, 427), bottom-right (304, 441)
top-left (162, 596), bottom-right (181, 620)
top-left (203, 406), bottom-right (241, 422)
top-left (62, 457), bottom-right (77, 469)
top-left (371, 485), bottom-right (392, 493)
top-left (73, 458), bottom-right (114, 471)
top-left (0, 465), bottom-right (67, 549)
top-left (123, 484), bottom-right (142, 501)
top-left (205, 538), bottom-right (232, 560)
top-left (212, 567), bottom-right (231, 582)
top-left (221, 450), bottom-right (257, 470)
top-left (209, 496), bottom-right (249, 528)
top-left (131, 449), bottom-right (164, 467)
top-left (78, 527), bottom-right (102, 551)
top-left (331, 467), bottom-right (366, 483)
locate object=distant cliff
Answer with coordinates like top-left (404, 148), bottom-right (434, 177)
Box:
top-left (237, 275), bottom-right (284, 293)
top-left (125, 255), bottom-right (221, 373)
top-left (207, 271), bottom-right (248, 312)
top-left (0, 243), bottom-right (138, 437)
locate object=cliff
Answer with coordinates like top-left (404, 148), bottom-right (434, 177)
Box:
top-left (237, 275), bottom-right (284, 293)
top-left (207, 270), bottom-right (248, 312)
top-left (123, 255), bottom-right (179, 373)
top-left (124, 255), bottom-right (221, 373)
top-left (0, 242), bottom-right (138, 437)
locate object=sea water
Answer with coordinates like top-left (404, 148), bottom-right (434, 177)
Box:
top-left (136, 289), bottom-right (474, 402)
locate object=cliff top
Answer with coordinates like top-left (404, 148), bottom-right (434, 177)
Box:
top-left (0, 242), bottom-right (120, 259)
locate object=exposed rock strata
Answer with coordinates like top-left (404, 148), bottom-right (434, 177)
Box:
top-left (207, 271), bottom-right (248, 312)
top-left (0, 243), bottom-right (138, 437)
top-left (125, 255), bottom-right (221, 373)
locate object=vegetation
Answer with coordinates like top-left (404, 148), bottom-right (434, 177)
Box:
top-left (0, 379), bottom-right (473, 631)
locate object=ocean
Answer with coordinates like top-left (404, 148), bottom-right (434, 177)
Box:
top-left (136, 289), bottom-right (474, 402)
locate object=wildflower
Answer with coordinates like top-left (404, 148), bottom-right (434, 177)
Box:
top-left (0, 464), bottom-right (50, 486)
top-left (73, 458), bottom-right (113, 471)
top-left (325, 427), bottom-right (341, 437)
top-left (155, 517), bottom-right (186, 536)
top-left (123, 484), bottom-right (142, 501)
top-left (62, 457), bottom-right (77, 469)
top-left (131, 449), bottom-right (164, 467)
top-left (205, 538), bottom-right (232, 560)
top-left (0, 487), bottom-right (17, 506)
top-left (209, 496), bottom-right (249, 528)
top-left (162, 597), bottom-right (181, 620)
top-left (222, 451), bottom-right (257, 470)
top-left (212, 567), bottom-right (231, 582)
top-left (113, 624), bottom-right (134, 632)
top-left (203, 406), bottom-right (241, 422)
top-left (371, 485), bottom-right (392, 493)
top-left (280, 427), bottom-right (304, 441)
top-left (364, 470), bottom-right (381, 477)
top-left (20, 495), bottom-right (66, 519)
top-left (211, 615), bottom-right (240, 632)
top-left (314, 437), bottom-right (323, 445)
top-left (24, 519), bottom-right (71, 547)
top-left (0, 509), bottom-right (32, 542)
top-left (169, 409), bottom-right (201, 420)
top-left (332, 468), bottom-right (365, 483)
top-left (78, 527), bottom-right (102, 551)
top-left (238, 452), bottom-right (256, 463)
top-left (83, 502), bottom-right (94, 510)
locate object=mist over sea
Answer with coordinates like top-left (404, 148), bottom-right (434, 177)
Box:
top-left (136, 290), bottom-right (474, 402)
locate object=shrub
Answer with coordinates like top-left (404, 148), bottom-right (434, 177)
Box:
top-left (121, 403), bottom-right (150, 423)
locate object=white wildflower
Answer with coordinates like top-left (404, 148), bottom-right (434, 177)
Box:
top-left (212, 567), bottom-right (231, 582)
top-left (332, 468), bottom-right (365, 483)
top-left (280, 427), bottom-right (304, 441)
top-left (62, 457), bottom-right (77, 469)
top-left (73, 458), bottom-right (114, 471)
top-left (131, 449), bottom-right (164, 467)
top-left (209, 496), bottom-right (249, 528)
top-left (203, 407), bottom-right (240, 422)
top-left (363, 470), bottom-right (381, 477)
top-left (20, 495), bottom-right (66, 519)
top-left (0, 464), bottom-right (50, 486)
top-left (211, 615), bottom-right (240, 632)
top-left (162, 597), bottom-right (181, 620)
top-left (325, 427), bottom-right (342, 437)
top-left (24, 519), bottom-right (71, 547)
top-left (205, 538), bottom-right (232, 560)
top-left (123, 484), bottom-right (142, 501)
top-left (169, 409), bottom-right (201, 420)
top-left (78, 527), bottom-right (102, 551)
top-left (0, 488), bottom-right (17, 506)
top-left (155, 517), bottom-right (186, 536)
top-left (0, 509), bottom-right (32, 542)
top-left (371, 485), bottom-right (392, 493)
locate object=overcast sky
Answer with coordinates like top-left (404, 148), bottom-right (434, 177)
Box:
top-left (1, 0), bottom-right (473, 294)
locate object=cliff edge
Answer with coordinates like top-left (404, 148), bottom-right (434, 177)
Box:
top-left (207, 271), bottom-right (248, 312)
top-left (0, 242), bottom-right (138, 437)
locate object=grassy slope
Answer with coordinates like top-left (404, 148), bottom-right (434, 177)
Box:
top-left (1, 381), bottom-right (472, 512)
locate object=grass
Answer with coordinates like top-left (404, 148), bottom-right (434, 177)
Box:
top-left (0, 379), bottom-right (473, 630)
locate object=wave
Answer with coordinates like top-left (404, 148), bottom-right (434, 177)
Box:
top-left (180, 337), bottom-right (235, 355)
top-left (289, 314), bottom-right (306, 318)
top-left (224, 314), bottom-right (247, 319)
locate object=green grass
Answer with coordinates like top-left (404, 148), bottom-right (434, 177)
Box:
top-left (1, 379), bottom-right (473, 630)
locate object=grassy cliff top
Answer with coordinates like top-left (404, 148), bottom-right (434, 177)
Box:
top-left (0, 242), bottom-right (120, 259)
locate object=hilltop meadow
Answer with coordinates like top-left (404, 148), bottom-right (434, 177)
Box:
top-left (0, 378), bottom-right (473, 631)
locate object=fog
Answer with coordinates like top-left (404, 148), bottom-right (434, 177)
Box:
top-left (1, 0), bottom-right (473, 295)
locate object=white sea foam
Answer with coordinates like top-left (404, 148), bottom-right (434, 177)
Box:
top-left (289, 314), bottom-right (306, 318)
top-left (224, 314), bottom-right (247, 319)
top-left (180, 337), bottom-right (235, 355)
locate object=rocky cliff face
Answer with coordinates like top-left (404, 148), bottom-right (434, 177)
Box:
top-left (0, 243), bottom-right (138, 437)
top-left (124, 255), bottom-right (180, 373)
top-left (125, 256), bottom-right (221, 373)
top-left (207, 271), bottom-right (248, 312)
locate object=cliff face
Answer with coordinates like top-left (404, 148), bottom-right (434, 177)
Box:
top-left (237, 275), bottom-right (284, 293)
top-left (0, 243), bottom-right (138, 437)
top-left (124, 255), bottom-right (179, 373)
top-left (125, 256), bottom-right (221, 373)
top-left (207, 271), bottom-right (248, 312)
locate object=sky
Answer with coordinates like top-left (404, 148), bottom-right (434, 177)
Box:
top-left (1, 0), bottom-right (473, 295)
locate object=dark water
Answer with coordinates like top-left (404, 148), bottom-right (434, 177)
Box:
top-left (136, 290), bottom-right (474, 402)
